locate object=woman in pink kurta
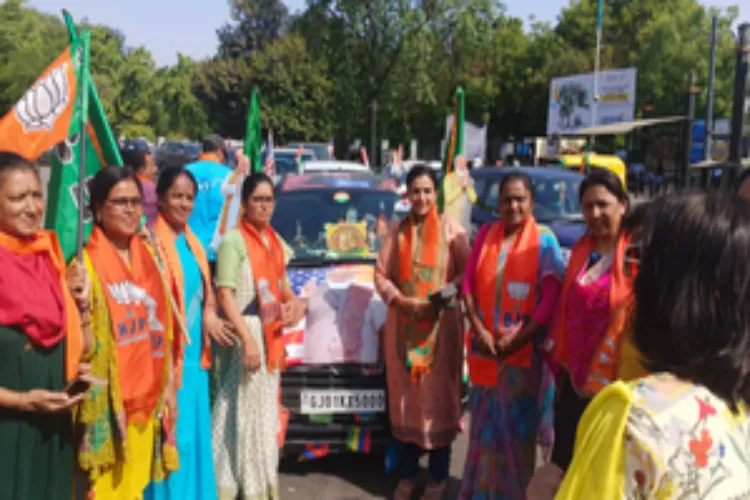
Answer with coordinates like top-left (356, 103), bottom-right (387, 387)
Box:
top-left (375, 165), bottom-right (469, 500)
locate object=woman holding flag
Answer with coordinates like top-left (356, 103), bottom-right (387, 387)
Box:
top-left (375, 165), bottom-right (470, 500)
top-left (459, 171), bottom-right (565, 499)
top-left (0, 152), bottom-right (92, 499)
top-left (212, 172), bottom-right (306, 500)
top-left (144, 166), bottom-right (235, 499)
top-left (75, 166), bottom-right (178, 499)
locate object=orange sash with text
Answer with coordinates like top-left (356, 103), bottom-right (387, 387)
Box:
top-left (469, 218), bottom-right (539, 387)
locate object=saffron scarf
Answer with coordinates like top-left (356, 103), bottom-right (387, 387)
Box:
top-left (154, 215), bottom-right (213, 386)
top-left (238, 218), bottom-right (286, 371)
top-left (199, 152), bottom-right (222, 163)
top-left (469, 217), bottom-right (539, 387)
top-left (0, 229), bottom-right (82, 380)
top-left (86, 226), bottom-right (169, 422)
top-left (554, 233), bottom-right (633, 374)
top-left (395, 205), bottom-right (446, 381)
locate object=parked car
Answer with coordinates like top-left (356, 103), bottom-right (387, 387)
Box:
top-left (471, 167), bottom-right (586, 264)
top-left (287, 142), bottom-right (332, 161)
top-left (121, 138), bottom-right (152, 155)
top-left (265, 148), bottom-right (316, 177)
top-left (155, 141), bottom-right (201, 170)
top-left (271, 172), bottom-right (425, 455)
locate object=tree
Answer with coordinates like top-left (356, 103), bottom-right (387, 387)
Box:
top-left (217, 0), bottom-right (289, 58)
top-left (193, 34), bottom-right (334, 141)
top-left (151, 54), bottom-right (209, 139)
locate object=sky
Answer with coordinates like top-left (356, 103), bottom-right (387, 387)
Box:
top-left (28, 0), bottom-right (747, 66)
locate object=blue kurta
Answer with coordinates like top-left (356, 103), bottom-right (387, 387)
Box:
top-left (145, 233), bottom-right (217, 500)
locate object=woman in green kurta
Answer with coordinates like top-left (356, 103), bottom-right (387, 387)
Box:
top-left (0, 152), bottom-right (92, 499)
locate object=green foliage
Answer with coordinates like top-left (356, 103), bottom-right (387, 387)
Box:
top-left (0, 0), bottom-right (743, 157)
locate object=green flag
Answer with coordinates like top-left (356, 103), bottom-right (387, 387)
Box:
top-left (438, 87), bottom-right (465, 212)
top-left (245, 89), bottom-right (262, 173)
top-left (44, 12), bottom-right (123, 261)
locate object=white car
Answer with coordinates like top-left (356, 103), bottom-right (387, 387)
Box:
top-left (301, 160), bottom-right (370, 173)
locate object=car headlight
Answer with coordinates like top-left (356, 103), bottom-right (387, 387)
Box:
top-left (560, 247), bottom-right (572, 268)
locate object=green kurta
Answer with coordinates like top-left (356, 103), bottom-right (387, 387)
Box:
top-left (0, 325), bottom-right (73, 499)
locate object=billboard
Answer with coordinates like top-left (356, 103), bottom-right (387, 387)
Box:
top-left (547, 68), bottom-right (637, 136)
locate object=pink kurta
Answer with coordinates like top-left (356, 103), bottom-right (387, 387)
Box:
top-left (374, 215), bottom-right (470, 450)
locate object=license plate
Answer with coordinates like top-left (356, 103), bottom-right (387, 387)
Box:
top-left (300, 389), bottom-right (386, 414)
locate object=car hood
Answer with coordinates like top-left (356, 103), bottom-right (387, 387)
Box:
top-left (283, 263), bottom-right (385, 366)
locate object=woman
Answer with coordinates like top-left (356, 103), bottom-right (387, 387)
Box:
top-left (212, 173), bottom-right (306, 500)
top-left (0, 152), bottom-right (91, 499)
top-left (531, 193), bottom-right (750, 498)
top-left (548, 168), bottom-right (646, 473)
top-left (375, 165), bottom-right (470, 500)
top-left (145, 166), bottom-right (235, 499)
top-left (76, 165), bottom-right (178, 499)
top-left (460, 171), bottom-right (565, 499)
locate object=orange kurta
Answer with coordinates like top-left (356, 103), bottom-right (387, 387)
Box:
top-left (374, 215), bottom-right (470, 449)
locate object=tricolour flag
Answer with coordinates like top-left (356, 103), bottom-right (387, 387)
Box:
top-left (264, 128), bottom-right (275, 177)
top-left (438, 87), bottom-right (465, 213)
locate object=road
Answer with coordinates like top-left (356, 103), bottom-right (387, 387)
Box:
top-left (278, 414), bottom-right (470, 499)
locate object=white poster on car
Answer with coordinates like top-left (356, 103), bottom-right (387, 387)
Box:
top-left (546, 68), bottom-right (637, 136)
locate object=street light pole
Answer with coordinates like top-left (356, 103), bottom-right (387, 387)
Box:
top-left (683, 69), bottom-right (699, 188)
top-left (590, 0), bottom-right (604, 151)
top-left (370, 99), bottom-right (377, 169)
top-left (704, 15), bottom-right (718, 161)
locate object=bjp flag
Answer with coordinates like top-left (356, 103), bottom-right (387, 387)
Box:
top-left (43, 13), bottom-right (123, 261)
top-left (0, 41), bottom-right (83, 161)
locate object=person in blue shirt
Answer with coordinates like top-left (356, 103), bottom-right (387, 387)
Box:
top-left (185, 134), bottom-right (231, 268)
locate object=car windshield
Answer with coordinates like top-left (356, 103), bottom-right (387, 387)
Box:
top-left (477, 172), bottom-right (583, 223)
top-left (289, 143), bottom-right (329, 161)
top-left (271, 152), bottom-right (315, 175)
top-left (272, 189), bottom-right (407, 264)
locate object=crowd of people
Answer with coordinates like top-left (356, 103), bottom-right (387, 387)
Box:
top-left (1, 134), bottom-right (750, 500)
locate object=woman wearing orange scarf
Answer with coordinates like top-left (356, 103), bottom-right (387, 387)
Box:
top-left (0, 152), bottom-right (92, 499)
top-left (459, 171), bottom-right (565, 499)
top-left (375, 165), bottom-right (470, 500)
top-left (75, 166), bottom-right (178, 500)
top-left (212, 173), bottom-right (306, 500)
top-left (145, 166), bottom-right (235, 499)
top-left (546, 169), bottom-right (644, 474)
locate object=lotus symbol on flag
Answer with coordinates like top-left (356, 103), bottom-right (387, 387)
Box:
top-left (13, 63), bottom-right (69, 133)
top-left (507, 281), bottom-right (530, 301)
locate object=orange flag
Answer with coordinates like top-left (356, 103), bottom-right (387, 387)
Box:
top-left (0, 44), bottom-right (79, 161)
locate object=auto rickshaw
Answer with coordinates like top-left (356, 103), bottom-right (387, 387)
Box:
top-left (557, 153), bottom-right (628, 190)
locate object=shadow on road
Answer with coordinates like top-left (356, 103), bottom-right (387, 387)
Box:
top-left (279, 453), bottom-right (463, 499)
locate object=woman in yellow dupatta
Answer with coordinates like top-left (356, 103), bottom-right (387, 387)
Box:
top-left (75, 165), bottom-right (178, 500)
top-left (529, 194), bottom-right (750, 499)
top-left (375, 164), bottom-right (470, 500)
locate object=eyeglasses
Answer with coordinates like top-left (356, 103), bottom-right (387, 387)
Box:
top-left (249, 196), bottom-right (274, 205)
top-left (106, 197), bottom-right (142, 210)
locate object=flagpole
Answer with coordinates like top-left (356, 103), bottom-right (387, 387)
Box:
top-left (76, 31), bottom-right (91, 263)
top-left (589, 0), bottom-right (603, 160)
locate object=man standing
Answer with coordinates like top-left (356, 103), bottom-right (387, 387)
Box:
top-left (121, 147), bottom-right (159, 227)
top-left (186, 134), bottom-right (231, 269)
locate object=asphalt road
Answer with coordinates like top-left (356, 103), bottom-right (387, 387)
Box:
top-left (278, 414), bottom-right (470, 500)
